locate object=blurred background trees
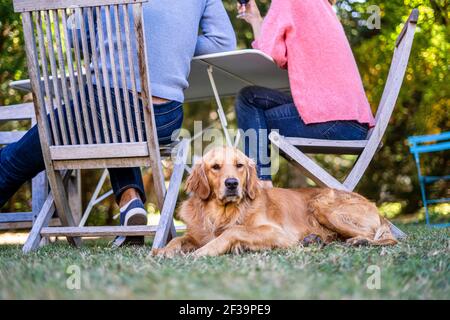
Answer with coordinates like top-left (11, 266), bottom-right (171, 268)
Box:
top-left (0, 0), bottom-right (448, 222)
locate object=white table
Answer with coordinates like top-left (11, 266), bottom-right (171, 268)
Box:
top-left (186, 49), bottom-right (289, 146)
top-left (186, 49), bottom-right (289, 101)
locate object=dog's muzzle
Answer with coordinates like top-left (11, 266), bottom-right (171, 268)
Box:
top-left (224, 178), bottom-right (239, 196)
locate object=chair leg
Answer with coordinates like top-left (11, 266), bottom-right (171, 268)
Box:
top-left (67, 170), bottom-right (82, 225)
top-left (47, 169), bottom-right (82, 247)
top-left (269, 132), bottom-right (346, 190)
top-left (417, 177), bottom-right (431, 226)
top-left (152, 139), bottom-right (190, 249)
top-left (23, 193), bottom-right (55, 253)
top-left (31, 172), bottom-right (50, 247)
top-left (32, 171), bottom-right (48, 221)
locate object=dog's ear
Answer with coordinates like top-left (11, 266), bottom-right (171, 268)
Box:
top-left (186, 162), bottom-right (210, 200)
top-left (245, 158), bottom-right (259, 200)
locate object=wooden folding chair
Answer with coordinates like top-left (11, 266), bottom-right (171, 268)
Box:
top-left (0, 103), bottom-right (48, 229)
top-left (269, 9), bottom-right (419, 238)
top-left (13, 0), bottom-right (189, 252)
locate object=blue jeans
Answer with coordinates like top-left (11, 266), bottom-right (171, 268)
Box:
top-left (0, 86), bottom-right (183, 208)
top-left (235, 86), bottom-right (369, 181)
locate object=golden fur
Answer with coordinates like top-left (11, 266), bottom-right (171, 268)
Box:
top-left (152, 147), bottom-right (397, 258)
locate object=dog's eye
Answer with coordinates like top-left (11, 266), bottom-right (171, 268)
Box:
top-left (212, 164), bottom-right (221, 170)
top-left (236, 163), bottom-right (244, 168)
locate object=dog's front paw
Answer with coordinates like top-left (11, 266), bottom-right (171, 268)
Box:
top-left (191, 247), bottom-right (217, 258)
top-left (150, 247), bottom-right (177, 258)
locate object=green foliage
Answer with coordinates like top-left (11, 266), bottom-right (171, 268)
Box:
top-left (0, 0), bottom-right (448, 216)
top-left (0, 0), bottom-right (28, 106)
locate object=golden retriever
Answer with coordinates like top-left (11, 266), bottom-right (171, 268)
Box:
top-left (152, 147), bottom-right (397, 258)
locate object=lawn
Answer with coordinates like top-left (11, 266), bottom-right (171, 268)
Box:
top-left (0, 224), bottom-right (448, 299)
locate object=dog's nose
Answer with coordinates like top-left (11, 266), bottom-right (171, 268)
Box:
top-left (225, 178), bottom-right (239, 190)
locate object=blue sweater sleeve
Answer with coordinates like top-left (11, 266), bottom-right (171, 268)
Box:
top-left (195, 0), bottom-right (237, 56)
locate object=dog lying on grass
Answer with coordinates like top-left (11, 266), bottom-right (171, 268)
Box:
top-left (152, 147), bottom-right (397, 258)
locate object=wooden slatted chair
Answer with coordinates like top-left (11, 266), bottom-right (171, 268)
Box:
top-left (0, 103), bottom-right (48, 229)
top-left (269, 9), bottom-right (419, 238)
top-left (13, 0), bottom-right (189, 252)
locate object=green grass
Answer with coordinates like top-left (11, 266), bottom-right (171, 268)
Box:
top-left (0, 225), bottom-right (448, 299)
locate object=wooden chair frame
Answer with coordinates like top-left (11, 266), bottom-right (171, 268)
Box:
top-left (14, 0), bottom-right (188, 251)
top-left (269, 9), bottom-right (419, 239)
top-left (0, 103), bottom-right (48, 229)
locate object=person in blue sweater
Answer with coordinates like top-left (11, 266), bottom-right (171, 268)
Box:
top-left (0, 0), bottom-right (236, 245)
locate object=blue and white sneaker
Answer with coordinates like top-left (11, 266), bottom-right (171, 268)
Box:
top-left (119, 198), bottom-right (148, 226)
top-left (112, 198), bottom-right (148, 247)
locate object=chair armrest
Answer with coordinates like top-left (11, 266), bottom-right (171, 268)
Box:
top-left (0, 102), bottom-right (35, 121)
top-left (0, 131), bottom-right (28, 144)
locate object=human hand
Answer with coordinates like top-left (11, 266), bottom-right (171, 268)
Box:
top-left (237, 0), bottom-right (263, 26)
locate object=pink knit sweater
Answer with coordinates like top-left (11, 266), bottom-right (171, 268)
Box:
top-left (253, 0), bottom-right (375, 126)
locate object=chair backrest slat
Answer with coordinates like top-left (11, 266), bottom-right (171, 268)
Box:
top-left (44, 10), bottom-right (69, 145)
top-left (52, 10), bottom-right (77, 144)
top-left (123, 4), bottom-right (143, 142)
top-left (104, 5), bottom-right (127, 142)
top-left (368, 9), bottom-right (418, 139)
top-left (114, 4), bottom-right (136, 142)
top-left (78, 7), bottom-right (102, 143)
top-left (61, 10), bottom-right (85, 144)
top-left (70, 7), bottom-right (94, 145)
top-left (35, 11), bottom-right (60, 145)
top-left (22, 11), bottom-right (53, 148)
top-left (87, 7), bottom-right (111, 144)
top-left (95, 6), bottom-right (119, 143)
top-left (16, 0), bottom-right (154, 148)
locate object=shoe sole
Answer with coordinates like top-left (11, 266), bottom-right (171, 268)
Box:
top-left (115, 207), bottom-right (147, 247)
top-left (124, 208), bottom-right (148, 226)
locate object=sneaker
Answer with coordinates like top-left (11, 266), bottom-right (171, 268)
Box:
top-left (119, 198), bottom-right (148, 226)
top-left (112, 198), bottom-right (147, 247)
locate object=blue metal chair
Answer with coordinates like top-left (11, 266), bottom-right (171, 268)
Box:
top-left (408, 132), bottom-right (450, 227)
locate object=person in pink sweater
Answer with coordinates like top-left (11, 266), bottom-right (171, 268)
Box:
top-left (235, 0), bottom-right (375, 188)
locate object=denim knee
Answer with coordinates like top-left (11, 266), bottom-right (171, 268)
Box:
top-left (236, 86), bottom-right (263, 106)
